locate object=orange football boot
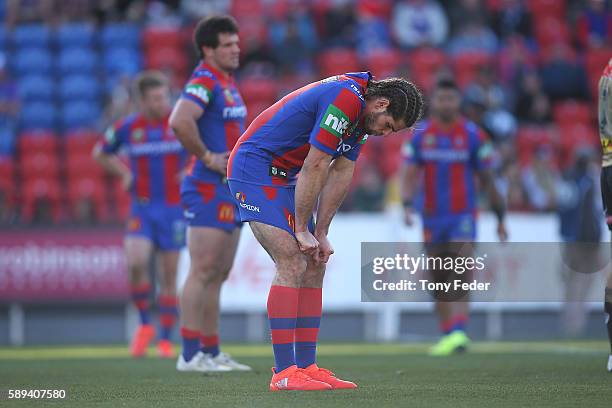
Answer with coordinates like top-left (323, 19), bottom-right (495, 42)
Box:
top-left (157, 339), bottom-right (175, 358)
top-left (302, 364), bottom-right (358, 389)
top-left (269, 365), bottom-right (332, 391)
top-left (130, 324), bottom-right (155, 358)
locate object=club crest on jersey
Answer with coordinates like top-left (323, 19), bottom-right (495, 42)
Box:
top-left (321, 104), bottom-right (350, 138)
top-left (235, 192), bottom-right (246, 203)
top-left (131, 128), bottom-right (144, 142)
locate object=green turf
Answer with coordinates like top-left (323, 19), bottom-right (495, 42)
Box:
top-left (0, 342), bottom-right (610, 408)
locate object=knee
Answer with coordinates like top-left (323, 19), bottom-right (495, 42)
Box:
top-left (189, 258), bottom-right (225, 287)
top-left (276, 255), bottom-right (308, 280)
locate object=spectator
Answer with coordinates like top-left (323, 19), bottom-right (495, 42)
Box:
top-left (392, 0), bottom-right (448, 49)
top-left (180, 0), bottom-right (230, 23)
top-left (355, 9), bottom-right (392, 55)
top-left (498, 34), bottom-right (537, 85)
top-left (448, 0), bottom-right (489, 35)
top-left (6, 0), bottom-right (52, 27)
top-left (490, 0), bottom-right (532, 40)
top-left (577, 0), bottom-right (612, 49)
top-left (522, 146), bottom-right (560, 211)
top-left (540, 44), bottom-right (590, 101)
top-left (0, 55), bottom-right (19, 156)
top-left (322, 2), bottom-right (357, 48)
top-left (269, 7), bottom-right (319, 74)
top-left (145, 0), bottom-right (182, 28)
top-left (447, 22), bottom-right (498, 56)
top-left (522, 93), bottom-right (553, 125)
top-left (514, 70), bottom-right (542, 121)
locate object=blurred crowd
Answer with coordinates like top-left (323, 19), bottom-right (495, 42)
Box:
top-left (0, 0), bottom-right (611, 225)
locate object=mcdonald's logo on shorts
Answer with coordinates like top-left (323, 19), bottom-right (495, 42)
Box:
top-left (217, 203), bottom-right (235, 223)
top-left (127, 217), bottom-right (142, 232)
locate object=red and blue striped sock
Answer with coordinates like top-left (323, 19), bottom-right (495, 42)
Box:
top-left (180, 327), bottom-right (200, 362)
top-left (441, 314), bottom-right (468, 335)
top-left (130, 283), bottom-right (151, 325)
top-left (158, 295), bottom-right (178, 341)
top-left (200, 334), bottom-right (220, 357)
top-left (295, 287), bottom-right (322, 368)
top-left (267, 285), bottom-right (299, 373)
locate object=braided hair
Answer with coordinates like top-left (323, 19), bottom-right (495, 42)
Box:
top-left (365, 78), bottom-right (424, 128)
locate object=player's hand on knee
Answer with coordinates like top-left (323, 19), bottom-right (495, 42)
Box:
top-left (296, 230), bottom-right (319, 257)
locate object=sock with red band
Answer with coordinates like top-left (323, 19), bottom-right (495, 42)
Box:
top-left (441, 314), bottom-right (467, 335)
top-left (180, 327), bottom-right (200, 362)
top-left (267, 285), bottom-right (299, 373)
top-left (295, 287), bottom-right (322, 368)
top-left (130, 283), bottom-right (151, 325)
top-left (158, 295), bottom-right (178, 341)
top-left (200, 334), bottom-right (220, 357)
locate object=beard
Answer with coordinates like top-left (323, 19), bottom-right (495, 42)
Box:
top-left (363, 111), bottom-right (385, 135)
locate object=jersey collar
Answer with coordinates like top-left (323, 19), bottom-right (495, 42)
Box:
top-left (199, 60), bottom-right (234, 85)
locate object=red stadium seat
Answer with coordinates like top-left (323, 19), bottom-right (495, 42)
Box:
top-left (534, 17), bottom-right (571, 49)
top-left (64, 132), bottom-right (100, 156)
top-left (66, 153), bottom-right (105, 179)
top-left (145, 47), bottom-right (189, 73)
top-left (363, 49), bottom-right (402, 77)
top-left (317, 48), bottom-right (361, 77)
top-left (239, 78), bottom-right (279, 106)
top-left (529, 0), bottom-right (566, 21)
top-left (67, 175), bottom-right (111, 222)
top-left (142, 27), bottom-right (183, 50)
top-left (553, 101), bottom-right (593, 126)
top-left (21, 177), bottom-right (63, 223)
top-left (19, 152), bottom-right (60, 179)
top-left (0, 157), bottom-right (16, 207)
top-left (245, 101), bottom-right (272, 126)
top-left (585, 48), bottom-right (612, 98)
top-left (18, 130), bottom-right (58, 154)
top-left (407, 48), bottom-right (447, 91)
top-left (516, 126), bottom-right (557, 165)
top-left (558, 122), bottom-right (599, 165)
top-left (452, 53), bottom-right (494, 88)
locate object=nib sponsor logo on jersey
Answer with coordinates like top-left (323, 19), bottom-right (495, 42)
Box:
top-left (223, 106), bottom-right (247, 120)
top-left (186, 84), bottom-right (211, 105)
top-left (235, 192), bottom-right (260, 213)
top-left (321, 104), bottom-right (350, 138)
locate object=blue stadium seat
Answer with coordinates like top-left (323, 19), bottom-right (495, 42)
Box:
top-left (103, 48), bottom-right (141, 76)
top-left (12, 24), bottom-right (51, 48)
top-left (20, 102), bottom-right (57, 130)
top-left (59, 75), bottom-right (101, 101)
top-left (57, 48), bottom-right (98, 74)
top-left (18, 75), bottom-right (55, 101)
top-left (100, 23), bottom-right (140, 49)
top-left (0, 27), bottom-right (6, 51)
top-left (57, 23), bottom-right (96, 48)
top-left (61, 101), bottom-right (100, 130)
top-left (14, 48), bottom-right (53, 75)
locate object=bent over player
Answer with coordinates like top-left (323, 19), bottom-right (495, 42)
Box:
top-left (228, 72), bottom-right (423, 390)
top-left (169, 15), bottom-right (250, 372)
top-left (93, 71), bottom-right (187, 358)
top-left (597, 58), bottom-right (612, 372)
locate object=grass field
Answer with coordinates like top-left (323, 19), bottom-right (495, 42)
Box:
top-left (0, 341), bottom-right (610, 408)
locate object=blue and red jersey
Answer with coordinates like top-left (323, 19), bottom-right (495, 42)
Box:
top-left (181, 61), bottom-right (247, 183)
top-left (101, 112), bottom-right (187, 205)
top-left (403, 118), bottom-right (493, 217)
top-left (228, 72), bottom-right (371, 186)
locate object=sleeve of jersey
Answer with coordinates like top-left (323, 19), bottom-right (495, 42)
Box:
top-left (100, 120), bottom-right (128, 154)
top-left (309, 87), bottom-right (363, 156)
top-left (402, 131), bottom-right (422, 165)
top-left (181, 75), bottom-right (216, 111)
top-left (472, 128), bottom-right (494, 171)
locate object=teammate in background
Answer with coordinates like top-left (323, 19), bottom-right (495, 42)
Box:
top-left (93, 71), bottom-right (187, 358)
top-left (401, 78), bottom-right (507, 356)
top-left (169, 15), bottom-right (250, 372)
top-left (228, 72), bottom-right (423, 391)
top-left (596, 58), bottom-right (612, 372)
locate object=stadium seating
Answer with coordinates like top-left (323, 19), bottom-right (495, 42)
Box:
top-left (100, 23), bottom-right (141, 49)
top-left (239, 78), bottom-right (279, 106)
top-left (60, 102), bottom-right (100, 130)
top-left (14, 48), bottom-right (53, 75)
top-left (363, 49), bottom-right (402, 77)
top-left (407, 48), bottom-right (447, 91)
top-left (534, 17), bottom-right (571, 49)
top-left (144, 47), bottom-right (188, 74)
top-left (528, 0), bottom-right (566, 21)
top-left (57, 23), bottom-right (96, 48)
top-left (21, 177), bottom-right (63, 223)
top-left (11, 24), bottom-right (51, 48)
top-left (516, 126), bottom-right (556, 165)
top-left (452, 53), bottom-right (494, 88)
top-left (66, 175), bottom-right (111, 222)
top-left (18, 131), bottom-right (58, 155)
top-left (18, 75), bottom-right (55, 101)
top-left (57, 48), bottom-right (98, 75)
top-left (59, 75), bottom-right (101, 101)
top-left (20, 102), bottom-right (57, 130)
top-left (142, 27), bottom-right (184, 50)
top-left (0, 157), bottom-right (15, 206)
top-left (317, 48), bottom-right (360, 77)
top-left (553, 101), bottom-right (592, 126)
top-left (104, 47), bottom-right (142, 76)
top-left (64, 131), bottom-right (100, 156)
top-left (112, 179), bottom-right (131, 221)
top-left (19, 152), bottom-right (60, 179)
